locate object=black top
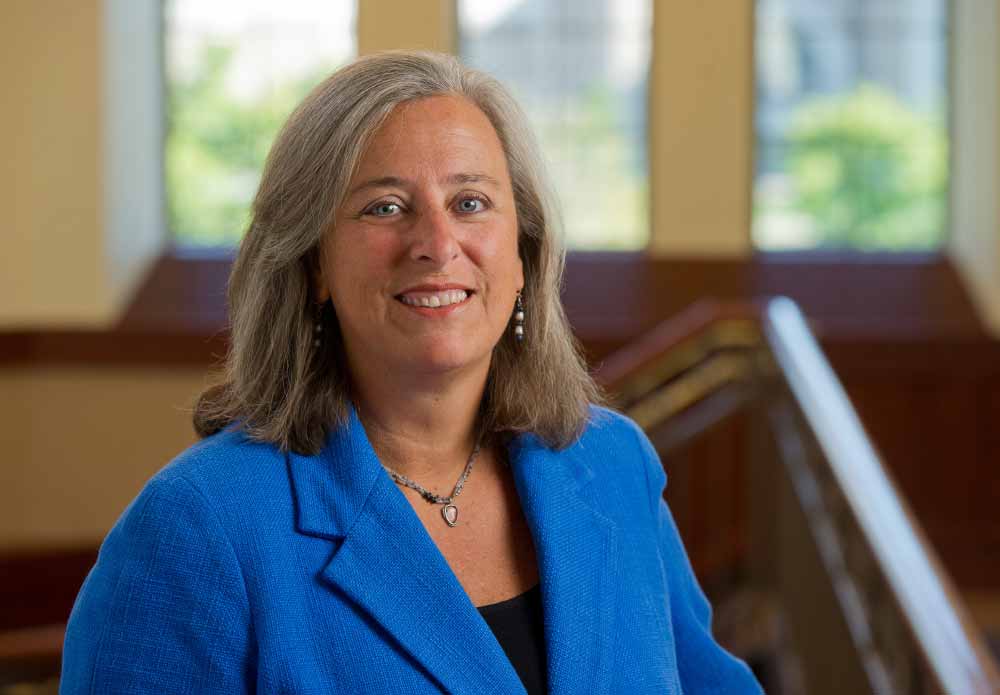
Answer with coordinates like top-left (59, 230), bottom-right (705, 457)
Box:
top-left (476, 583), bottom-right (547, 694)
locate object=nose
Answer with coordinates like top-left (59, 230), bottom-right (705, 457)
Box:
top-left (408, 206), bottom-right (460, 266)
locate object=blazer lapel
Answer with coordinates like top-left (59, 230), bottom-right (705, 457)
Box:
top-left (288, 407), bottom-right (524, 695)
top-left (507, 433), bottom-right (621, 695)
top-left (288, 408), bottom-right (621, 695)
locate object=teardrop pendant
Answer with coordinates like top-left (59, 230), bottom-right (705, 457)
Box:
top-left (441, 504), bottom-right (459, 527)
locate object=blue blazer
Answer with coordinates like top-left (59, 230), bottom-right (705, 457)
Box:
top-left (62, 406), bottom-right (763, 694)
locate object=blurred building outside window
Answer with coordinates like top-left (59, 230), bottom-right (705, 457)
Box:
top-left (459, 0), bottom-right (651, 251)
top-left (754, 0), bottom-right (950, 252)
top-left (165, 0), bottom-right (355, 247)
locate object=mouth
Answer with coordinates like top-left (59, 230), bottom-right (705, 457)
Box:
top-left (394, 288), bottom-right (475, 310)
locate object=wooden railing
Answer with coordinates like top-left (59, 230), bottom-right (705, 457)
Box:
top-left (597, 297), bottom-right (1000, 695)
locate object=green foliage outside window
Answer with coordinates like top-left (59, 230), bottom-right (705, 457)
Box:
top-left (167, 44), bottom-right (324, 246)
top-left (782, 85), bottom-right (948, 250)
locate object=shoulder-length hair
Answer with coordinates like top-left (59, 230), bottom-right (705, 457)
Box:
top-left (193, 50), bottom-right (603, 455)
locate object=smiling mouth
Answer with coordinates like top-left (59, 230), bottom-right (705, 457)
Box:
top-left (395, 289), bottom-right (474, 309)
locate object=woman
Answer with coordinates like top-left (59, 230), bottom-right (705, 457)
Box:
top-left (61, 51), bottom-right (763, 694)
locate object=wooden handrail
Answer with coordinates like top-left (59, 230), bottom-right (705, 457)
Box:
top-left (764, 298), bottom-right (1000, 694)
top-left (595, 298), bottom-right (764, 403)
top-left (599, 296), bottom-right (1000, 695)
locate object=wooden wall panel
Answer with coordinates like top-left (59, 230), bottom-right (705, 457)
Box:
top-left (0, 548), bottom-right (97, 631)
top-left (660, 413), bottom-right (749, 581)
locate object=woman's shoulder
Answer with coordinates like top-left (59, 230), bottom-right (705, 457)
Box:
top-left (125, 426), bottom-right (292, 538)
top-left (513, 404), bottom-right (649, 468)
top-left (580, 404), bottom-right (666, 502)
top-left (527, 404), bottom-right (664, 528)
top-left (63, 430), bottom-right (263, 692)
top-left (154, 425), bottom-right (286, 493)
top-left (86, 428), bottom-right (294, 598)
top-left (574, 404), bottom-right (653, 459)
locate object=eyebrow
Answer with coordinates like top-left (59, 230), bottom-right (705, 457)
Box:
top-left (446, 173), bottom-right (502, 187)
top-left (348, 172), bottom-right (502, 196)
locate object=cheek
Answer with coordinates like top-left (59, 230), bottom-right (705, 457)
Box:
top-left (328, 233), bottom-right (397, 295)
top-left (473, 220), bottom-right (520, 270)
top-left (490, 231), bottom-right (523, 291)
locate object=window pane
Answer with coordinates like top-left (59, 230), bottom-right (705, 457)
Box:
top-left (165, 1), bottom-right (355, 247)
top-left (754, 0), bottom-right (949, 251)
top-left (459, 0), bottom-right (651, 250)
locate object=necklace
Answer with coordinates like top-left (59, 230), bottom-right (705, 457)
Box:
top-left (381, 441), bottom-right (482, 527)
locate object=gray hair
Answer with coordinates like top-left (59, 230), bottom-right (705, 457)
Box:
top-left (194, 50), bottom-right (603, 454)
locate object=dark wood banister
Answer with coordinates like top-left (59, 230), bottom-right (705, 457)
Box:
top-left (596, 296), bottom-right (1000, 695)
top-left (595, 298), bottom-right (764, 389)
top-left (765, 298), bottom-right (999, 694)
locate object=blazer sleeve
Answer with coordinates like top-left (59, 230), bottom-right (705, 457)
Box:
top-left (631, 423), bottom-right (765, 694)
top-left (61, 473), bottom-right (255, 695)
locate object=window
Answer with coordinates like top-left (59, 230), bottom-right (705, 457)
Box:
top-left (165, 1), bottom-right (355, 247)
top-left (754, 0), bottom-right (949, 251)
top-left (459, 0), bottom-right (651, 250)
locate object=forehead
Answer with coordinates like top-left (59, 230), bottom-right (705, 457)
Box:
top-left (353, 95), bottom-right (510, 180)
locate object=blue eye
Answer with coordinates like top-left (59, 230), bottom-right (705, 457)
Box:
top-left (456, 197), bottom-right (486, 213)
top-left (366, 201), bottom-right (401, 217)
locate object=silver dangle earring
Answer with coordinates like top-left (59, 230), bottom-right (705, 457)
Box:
top-left (513, 291), bottom-right (525, 343)
top-left (313, 302), bottom-right (324, 348)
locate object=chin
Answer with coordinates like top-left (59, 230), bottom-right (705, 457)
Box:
top-left (405, 341), bottom-right (489, 376)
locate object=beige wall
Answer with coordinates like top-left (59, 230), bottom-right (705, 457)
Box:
top-left (358, 0), bottom-right (456, 54)
top-left (649, 2), bottom-right (754, 257)
top-left (0, 0), bottom-right (164, 330)
top-left (1, 1), bottom-right (107, 328)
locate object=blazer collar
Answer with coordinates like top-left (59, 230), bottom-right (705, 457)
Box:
top-left (287, 407), bottom-right (620, 695)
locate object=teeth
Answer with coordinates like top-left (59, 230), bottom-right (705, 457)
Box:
top-left (400, 290), bottom-right (469, 308)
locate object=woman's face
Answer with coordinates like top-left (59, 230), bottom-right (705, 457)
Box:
top-left (316, 95), bottom-right (524, 382)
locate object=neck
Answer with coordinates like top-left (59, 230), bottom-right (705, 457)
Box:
top-left (348, 358), bottom-right (489, 484)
